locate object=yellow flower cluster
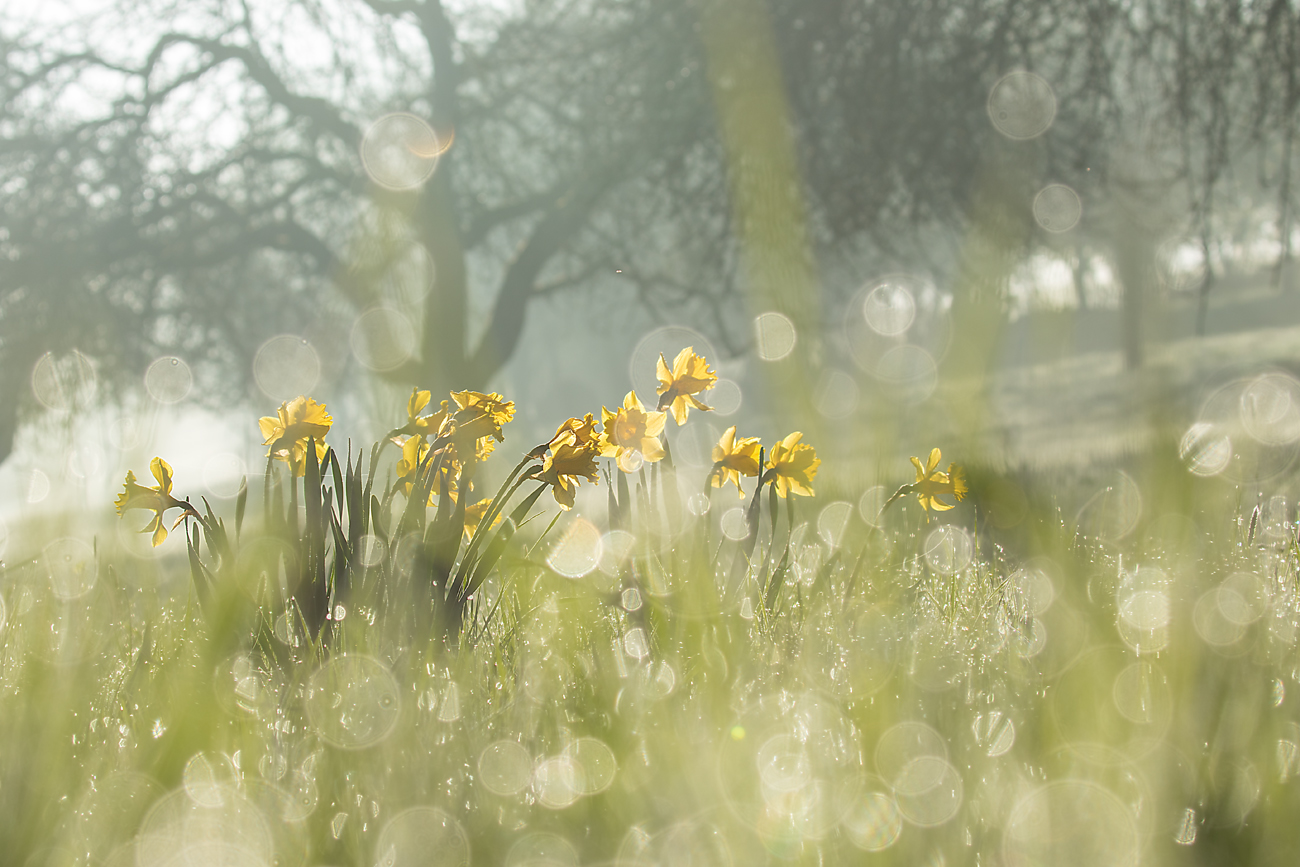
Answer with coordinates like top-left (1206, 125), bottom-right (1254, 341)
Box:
top-left (710, 427), bottom-right (820, 499)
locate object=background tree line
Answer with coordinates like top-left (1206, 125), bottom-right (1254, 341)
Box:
top-left (1, 0), bottom-right (1296, 465)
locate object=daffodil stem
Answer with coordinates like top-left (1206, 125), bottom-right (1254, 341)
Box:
top-left (451, 454), bottom-right (539, 594)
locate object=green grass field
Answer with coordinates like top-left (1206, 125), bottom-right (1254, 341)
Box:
top-left (2, 365), bottom-right (1299, 867)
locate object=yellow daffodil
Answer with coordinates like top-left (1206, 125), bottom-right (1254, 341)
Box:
top-left (395, 435), bottom-right (463, 504)
top-left (258, 395), bottom-right (332, 476)
top-left (537, 435), bottom-right (601, 509)
top-left (114, 457), bottom-right (200, 546)
top-left (463, 498), bottom-right (502, 539)
top-left (711, 425), bottom-right (762, 498)
top-left (766, 432), bottom-right (820, 498)
top-left (392, 388), bottom-right (450, 441)
top-left (599, 390), bottom-right (666, 473)
top-left (446, 390), bottom-right (515, 445)
top-left (531, 413), bottom-right (601, 460)
top-left (656, 346), bottom-right (717, 425)
top-left (908, 447), bottom-right (967, 515)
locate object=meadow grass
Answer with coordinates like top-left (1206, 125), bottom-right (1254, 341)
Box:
top-left (2, 376), bottom-right (1299, 867)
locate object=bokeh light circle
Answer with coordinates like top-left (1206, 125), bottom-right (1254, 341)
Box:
top-left (304, 654), bottom-right (400, 749)
top-left (754, 312), bottom-right (797, 361)
top-left (360, 113), bottom-right (444, 191)
top-left (988, 71), bottom-right (1057, 139)
top-left (203, 453), bottom-right (247, 499)
top-left (863, 280), bottom-right (917, 335)
top-left (31, 350), bottom-right (97, 410)
top-left (374, 806), bottom-right (470, 867)
top-left (1179, 422), bottom-right (1231, 476)
top-left (841, 789), bottom-right (903, 851)
top-left (549, 517), bottom-right (603, 578)
top-left (479, 741), bottom-right (533, 796)
top-left (1003, 781), bottom-right (1138, 867)
top-left (351, 307), bottom-right (416, 372)
top-left (1033, 184), bottom-right (1082, 232)
top-left (144, 356), bottom-right (193, 404)
top-left (44, 538), bottom-right (97, 600)
top-left (253, 335), bottom-right (320, 402)
top-left (924, 525), bottom-right (974, 575)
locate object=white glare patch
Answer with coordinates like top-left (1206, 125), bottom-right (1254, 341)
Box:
top-left (1179, 422), bottom-right (1231, 476)
top-left (842, 790), bottom-right (903, 851)
top-left (755, 312), bottom-right (797, 361)
top-left (31, 350), bottom-right (97, 410)
top-left (26, 468), bottom-right (50, 504)
top-left (720, 507), bottom-right (749, 541)
top-left (817, 501), bottom-right (853, 549)
top-left (549, 517), bottom-right (602, 578)
top-left (360, 113), bottom-right (444, 191)
top-left (923, 526), bottom-right (973, 575)
top-left (203, 453), bottom-right (246, 499)
top-left (1174, 807), bottom-right (1198, 846)
top-left (709, 379), bottom-right (742, 415)
top-left (253, 335), bottom-right (320, 402)
top-left (1240, 373), bottom-right (1300, 445)
top-left (1033, 184), bottom-right (1082, 233)
top-left (987, 71), bottom-right (1057, 139)
top-left (478, 741), bottom-right (533, 797)
top-left (44, 538), bottom-right (97, 600)
top-left (303, 655), bottom-right (400, 749)
top-left (144, 356), bottom-right (193, 404)
top-left (351, 307), bottom-right (416, 372)
top-left (863, 280), bottom-right (917, 335)
top-left (375, 807), bottom-right (470, 867)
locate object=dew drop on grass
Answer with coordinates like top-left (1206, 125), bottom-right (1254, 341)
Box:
top-left (437, 682), bottom-right (461, 723)
top-left (686, 493), bottom-right (711, 516)
top-left (971, 711), bottom-right (1016, 757)
top-left (621, 587), bottom-right (643, 611)
top-left (1173, 807), bottom-right (1198, 845)
top-left (1273, 678), bottom-right (1286, 707)
top-left (817, 501), bottom-right (853, 549)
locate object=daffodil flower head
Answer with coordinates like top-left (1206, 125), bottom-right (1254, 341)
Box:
top-left (711, 425), bottom-right (762, 498)
top-left (447, 390), bottom-right (515, 447)
top-left (114, 457), bottom-right (199, 546)
top-left (767, 432), bottom-right (819, 498)
top-left (259, 395), bottom-right (332, 476)
top-left (402, 388), bottom-right (450, 439)
top-left (656, 346), bottom-right (718, 425)
top-left (538, 433), bottom-right (601, 509)
top-left (910, 447), bottom-right (966, 515)
top-left (599, 390), bottom-right (666, 473)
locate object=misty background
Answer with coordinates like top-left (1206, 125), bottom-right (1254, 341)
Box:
top-left (3, 0), bottom-right (1299, 536)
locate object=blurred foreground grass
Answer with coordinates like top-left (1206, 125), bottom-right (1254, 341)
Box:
top-left (2, 372), bottom-right (1299, 867)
